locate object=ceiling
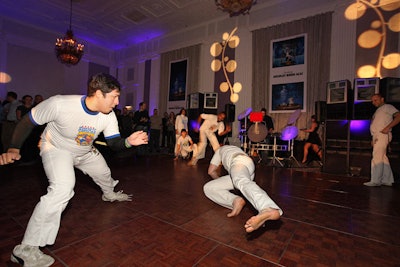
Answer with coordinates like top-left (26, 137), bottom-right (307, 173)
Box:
top-left (0, 0), bottom-right (258, 50)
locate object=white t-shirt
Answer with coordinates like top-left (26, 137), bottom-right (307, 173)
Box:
top-left (370, 104), bottom-right (399, 136)
top-left (175, 114), bottom-right (188, 133)
top-left (29, 95), bottom-right (120, 155)
top-left (200, 114), bottom-right (224, 134)
top-left (177, 135), bottom-right (192, 148)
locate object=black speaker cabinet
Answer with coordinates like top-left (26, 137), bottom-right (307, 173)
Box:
top-left (188, 93), bottom-right (204, 109)
top-left (380, 77), bottom-right (400, 104)
top-left (315, 101), bottom-right (327, 122)
top-left (353, 78), bottom-right (379, 120)
top-left (326, 80), bottom-right (353, 120)
top-left (225, 104), bottom-right (235, 122)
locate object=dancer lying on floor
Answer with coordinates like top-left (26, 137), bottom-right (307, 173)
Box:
top-left (203, 145), bottom-right (283, 232)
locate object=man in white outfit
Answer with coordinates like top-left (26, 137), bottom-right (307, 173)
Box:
top-left (189, 112), bottom-right (230, 165)
top-left (0, 73), bottom-right (148, 267)
top-left (364, 93), bottom-right (400, 187)
top-left (203, 145), bottom-right (283, 232)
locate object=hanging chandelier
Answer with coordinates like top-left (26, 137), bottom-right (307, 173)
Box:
top-left (55, 0), bottom-right (84, 66)
top-left (215, 0), bottom-right (257, 17)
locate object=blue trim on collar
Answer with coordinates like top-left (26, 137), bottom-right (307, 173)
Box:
top-left (81, 96), bottom-right (99, 115)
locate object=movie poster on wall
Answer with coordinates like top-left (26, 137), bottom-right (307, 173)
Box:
top-left (168, 58), bottom-right (188, 113)
top-left (269, 34), bottom-right (307, 113)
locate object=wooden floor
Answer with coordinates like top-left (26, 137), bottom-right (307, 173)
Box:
top-left (1, 147), bottom-right (400, 267)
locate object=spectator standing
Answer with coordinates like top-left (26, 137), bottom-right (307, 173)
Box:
top-left (150, 108), bottom-right (162, 153)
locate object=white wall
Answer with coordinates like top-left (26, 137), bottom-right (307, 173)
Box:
top-left (2, 0), bottom-right (388, 114)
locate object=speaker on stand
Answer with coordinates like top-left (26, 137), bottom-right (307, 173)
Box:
top-left (225, 104), bottom-right (235, 123)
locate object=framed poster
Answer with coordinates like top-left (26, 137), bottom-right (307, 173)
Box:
top-left (270, 34), bottom-right (307, 113)
top-left (271, 82), bottom-right (304, 111)
top-left (272, 35), bottom-right (305, 68)
top-left (168, 59), bottom-right (187, 102)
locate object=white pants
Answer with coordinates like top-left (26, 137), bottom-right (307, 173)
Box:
top-left (203, 155), bottom-right (283, 215)
top-left (178, 144), bottom-right (197, 158)
top-left (194, 129), bottom-right (220, 160)
top-left (22, 144), bottom-right (118, 247)
top-left (371, 133), bottom-right (394, 184)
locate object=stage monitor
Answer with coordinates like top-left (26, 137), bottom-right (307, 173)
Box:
top-left (327, 80), bottom-right (351, 104)
top-left (354, 78), bottom-right (379, 103)
top-left (380, 77), bottom-right (400, 103)
top-left (204, 92), bottom-right (218, 109)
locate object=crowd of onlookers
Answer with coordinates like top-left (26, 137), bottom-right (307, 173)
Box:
top-left (113, 102), bottom-right (187, 157)
top-left (0, 91), bottom-right (44, 163)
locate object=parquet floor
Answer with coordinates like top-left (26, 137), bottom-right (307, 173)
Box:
top-left (0, 147), bottom-right (399, 267)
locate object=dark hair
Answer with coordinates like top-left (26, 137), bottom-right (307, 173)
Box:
top-left (261, 108), bottom-right (267, 112)
top-left (7, 91), bottom-right (17, 99)
top-left (311, 115), bottom-right (317, 120)
top-left (87, 73), bottom-right (121, 97)
top-left (181, 129), bottom-right (187, 133)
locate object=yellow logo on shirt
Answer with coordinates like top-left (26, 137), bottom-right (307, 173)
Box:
top-left (75, 126), bottom-right (96, 146)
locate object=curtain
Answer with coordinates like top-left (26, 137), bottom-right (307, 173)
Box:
top-left (159, 44), bottom-right (201, 114)
top-left (252, 12), bottom-right (332, 131)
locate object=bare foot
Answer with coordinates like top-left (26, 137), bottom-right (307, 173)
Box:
top-left (227, 197), bottom-right (246, 217)
top-left (244, 208), bottom-right (280, 233)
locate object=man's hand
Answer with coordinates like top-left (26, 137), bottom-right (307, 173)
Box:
top-left (381, 127), bottom-right (390, 134)
top-left (127, 131), bottom-right (148, 146)
top-left (0, 148), bottom-right (21, 165)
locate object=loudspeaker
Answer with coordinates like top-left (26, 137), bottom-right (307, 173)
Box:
top-left (188, 93), bottom-right (204, 109)
top-left (225, 104), bottom-right (235, 122)
top-left (204, 92), bottom-right (218, 109)
top-left (326, 80), bottom-right (353, 120)
top-left (314, 101), bottom-right (327, 122)
top-left (353, 78), bottom-right (379, 120)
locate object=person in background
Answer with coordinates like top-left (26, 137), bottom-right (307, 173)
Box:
top-left (16, 95), bottom-right (36, 163)
top-left (33, 94), bottom-right (44, 107)
top-left (1, 91), bottom-right (19, 152)
top-left (161, 111), bottom-right (169, 148)
top-left (133, 102), bottom-right (149, 132)
top-left (261, 108), bottom-right (274, 135)
top-left (204, 145), bottom-right (283, 233)
top-left (119, 107), bottom-right (134, 138)
top-left (16, 95), bottom-right (33, 121)
top-left (189, 111), bottom-right (230, 165)
top-left (364, 93), bottom-right (400, 187)
top-left (133, 102), bottom-right (150, 155)
top-left (300, 115), bottom-right (322, 164)
top-left (149, 108), bottom-right (162, 153)
top-left (175, 129), bottom-right (196, 160)
top-left (174, 108), bottom-right (188, 154)
top-left (0, 73), bottom-right (148, 267)
top-left (166, 111), bottom-right (176, 154)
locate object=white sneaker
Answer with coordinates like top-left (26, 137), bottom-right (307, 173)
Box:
top-left (363, 181), bottom-right (381, 187)
top-left (11, 244), bottom-right (54, 267)
top-left (102, 190), bottom-right (132, 202)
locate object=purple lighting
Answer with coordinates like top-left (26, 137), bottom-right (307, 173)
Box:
top-left (350, 120), bottom-right (371, 140)
top-left (190, 120), bottom-right (200, 132)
